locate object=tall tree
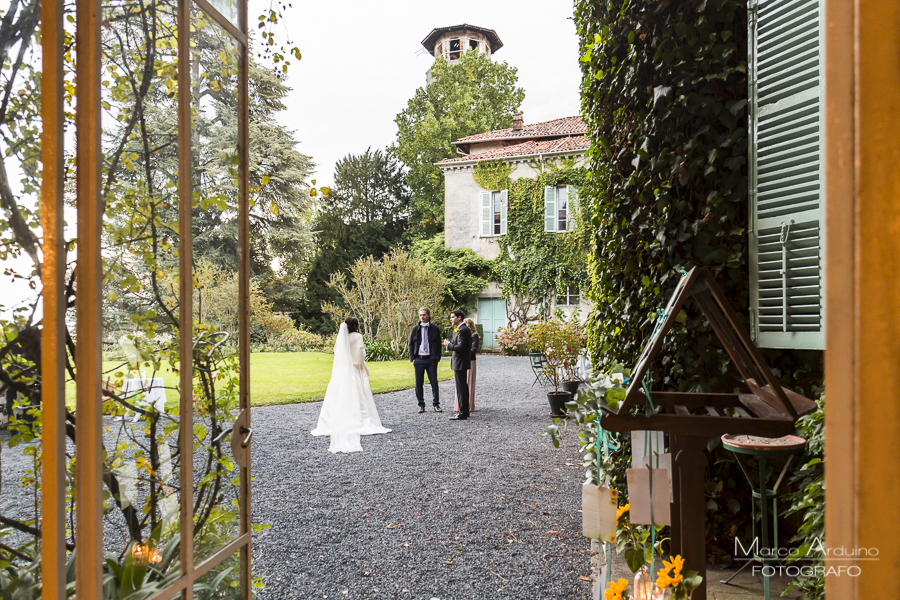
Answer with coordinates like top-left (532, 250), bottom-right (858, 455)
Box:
top-left (393, 50), bottom-right (525, 239)
top-left (299, 148), bottom-right (409, 333)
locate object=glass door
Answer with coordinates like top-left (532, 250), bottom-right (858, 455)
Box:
top-left (10, 0), bottom-right (254, 597)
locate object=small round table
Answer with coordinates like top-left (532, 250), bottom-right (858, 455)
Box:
top-left (720, 433), bottom-right (807, 600)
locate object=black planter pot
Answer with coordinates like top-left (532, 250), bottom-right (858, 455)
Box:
top-left (560, 380), bottom-right (581, 396)
top-left (547, 391), bottom-right (572, 417)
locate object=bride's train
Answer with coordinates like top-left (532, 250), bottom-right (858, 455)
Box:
top-left (311, 322), bottom-right (391, 453)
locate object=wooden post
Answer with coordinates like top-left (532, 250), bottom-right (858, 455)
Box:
top-left (824, 0), bottom-right (900, 598)
top-left (74, 0), bottom-right (103, 596)
top-left (672, 436), bottom-right (709, 600)
top-left (40, 0), bottom-right (66, 597)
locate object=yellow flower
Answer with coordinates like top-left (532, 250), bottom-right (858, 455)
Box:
top-left (604, 578), bottom-right (630, 600)
top-left (656, 555), bottom-right (685, 589)
top-left (670, 555), bottom-right (684, 586)
top-left (616, 503), bottom-right (630, 524)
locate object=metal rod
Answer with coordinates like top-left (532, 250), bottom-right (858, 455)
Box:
top-left (40, 0), bottom-right (66, 596)
top-left (74, 0), bottom-right (104, 595)
top-left (238, 0), bottom-right (251, 595)
top-left (177, 0), bottom-right (195, 597)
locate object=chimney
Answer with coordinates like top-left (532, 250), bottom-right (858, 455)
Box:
top-left (512, 113), bottom-right (523, 131)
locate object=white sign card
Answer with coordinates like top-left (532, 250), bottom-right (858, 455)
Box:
top-left (582, 482), bottom-right (618, 541)
top-left (631, 430), bottom-right (665, 469)
top-left (626, 467), bottom-right (671, 526)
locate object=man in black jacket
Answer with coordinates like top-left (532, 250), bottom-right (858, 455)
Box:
top-left (443, 309), bottom-right (472, 421)
top-left (409, 307), bottom-right (443, 413)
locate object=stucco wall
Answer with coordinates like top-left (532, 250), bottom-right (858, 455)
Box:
top-left (442, 154), bottom-right (585, 261)
top-left (441, 152), bottom-right (590, 334)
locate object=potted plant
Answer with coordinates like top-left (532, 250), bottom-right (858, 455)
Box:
top-left (530, 318), bottom-right (581, 416)
top-left (560, 318), bottom-right (586, 395)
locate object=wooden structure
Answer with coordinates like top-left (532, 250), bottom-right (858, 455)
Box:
top-left (599, 266), bottom-right (817, 600)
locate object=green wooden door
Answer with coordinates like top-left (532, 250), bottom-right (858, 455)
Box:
top-left (478, 298), bottom-right (507, 349)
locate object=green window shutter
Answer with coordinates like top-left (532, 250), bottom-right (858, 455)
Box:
top-left (748, 0), bottom-right (825, 350)
top-left (567, 186), bottom-right (579, 231)
top-left (481, 191), bottom-right (491, 236)
top-left (500, 189), bottom-right (508, 235)
top-left (544, 186), bottom-right (556, 232)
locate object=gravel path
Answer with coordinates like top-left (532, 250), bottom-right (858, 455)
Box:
top-left (250, 354), bottom-right (593, 600)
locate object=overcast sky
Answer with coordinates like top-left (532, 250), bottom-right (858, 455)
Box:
top-left (0, 1), bottom-right (583, 316)
top-left (251, 0), bottom-right (583, 187)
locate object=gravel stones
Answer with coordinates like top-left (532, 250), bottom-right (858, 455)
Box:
top-left (251, 355), bottom-right (592, 599)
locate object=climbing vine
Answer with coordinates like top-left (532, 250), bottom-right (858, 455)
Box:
top-left (472, 160), bottom-right (515, 191)
top-left (495, 165), bottom-right (590, 325)
top-left (575, 0), bottom-right (824, 574)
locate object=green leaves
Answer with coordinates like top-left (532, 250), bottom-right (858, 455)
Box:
top-left (393, 50), bottom-right (525, 238)
top-left (625, 547), bottom-right (646, 573)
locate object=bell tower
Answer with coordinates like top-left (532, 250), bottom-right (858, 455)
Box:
top-left (421, 24), bottom-right (503, 83)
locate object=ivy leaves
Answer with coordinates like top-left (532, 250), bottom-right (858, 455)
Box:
top-left (575, 0), bottom-right (751, 389)
top-left (496, 166), bottom-right (590, 312)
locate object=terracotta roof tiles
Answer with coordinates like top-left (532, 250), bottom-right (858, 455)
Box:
top-left (436, 135), bottom-right (590, 165)
top-left (452, 116), bottom-right (587, 144)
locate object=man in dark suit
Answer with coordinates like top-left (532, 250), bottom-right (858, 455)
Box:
top-left (443, 309), bottom-right (472, 421)
top-left (409, 307), bottom-right (443, 413)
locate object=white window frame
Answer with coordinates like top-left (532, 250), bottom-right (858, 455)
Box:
top-left (557, 286), bottom-right (580, 306)
top-left (544, 184), bottom-right (578, 233)
top-left (481, 189), bottom-right (508, 237)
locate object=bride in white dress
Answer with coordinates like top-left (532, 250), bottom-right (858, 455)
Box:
top-left (311, 317), bottom-right (391, 453)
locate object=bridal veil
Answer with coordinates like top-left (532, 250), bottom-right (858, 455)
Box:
top-left (311, 322), bottom-right (391, 453)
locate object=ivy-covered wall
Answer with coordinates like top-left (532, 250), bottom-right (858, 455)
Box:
top-left (495, 163), bottom-right (591, 324)
top-left (575, 0), bottom-right (822, 393)
top-left (575, 0), bottom-right (823, 578)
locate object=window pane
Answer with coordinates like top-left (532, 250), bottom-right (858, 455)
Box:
top-left (205, 0), bottom-right (239, 28)
top-left (558, 187), bottom-right (567, 231)
top-left (98, 0), bottom-right (183, 589)
top-left (0, 0), bottom-right (45, 587)
top-left (190, 4), bottom-right (244, 564)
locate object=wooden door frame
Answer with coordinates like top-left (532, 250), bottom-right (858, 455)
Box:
top-left (824, 0), bottom-right (900, 597)
top-left (40, 1), bottom-right (253, 597)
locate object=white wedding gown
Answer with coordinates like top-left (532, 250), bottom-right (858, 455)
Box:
top-left (311, 323), bottom-right (391, 453)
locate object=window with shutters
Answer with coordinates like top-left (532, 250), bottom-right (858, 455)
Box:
top-left (480, 189), bottom-right (507, 237)
top-left (544, 185), bottom-right (579, 232)
top-left (748, 0), bottom-right (825, 350)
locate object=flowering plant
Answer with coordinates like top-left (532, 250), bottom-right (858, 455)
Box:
top-left (495, 323), bottom-right (533, 356)
top-left (604, 577), bottom-right (632, 600)
top-left (656, 555), bottom-right (702, 599)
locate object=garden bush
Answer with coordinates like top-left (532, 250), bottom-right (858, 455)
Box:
top-left (363, 339), bottom-right (395, 362)
top-left (495, 323), bottom-right (532, 356)
top-left (253, 323), bottom-right (331, 353)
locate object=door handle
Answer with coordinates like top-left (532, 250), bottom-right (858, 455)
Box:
top-left (231, 409), bottom-right (250, 468)
top-left (239, 426), bottom-right (252, 448)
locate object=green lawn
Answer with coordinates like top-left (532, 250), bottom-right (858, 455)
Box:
top-left (69, 352), bottom-right (453, 408)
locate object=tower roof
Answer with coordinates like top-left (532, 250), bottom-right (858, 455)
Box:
top-left (420, 24), bottom-right (503, 54)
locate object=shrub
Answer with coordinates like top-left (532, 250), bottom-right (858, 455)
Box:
top-left (363, 339), bottom-right (395, 362)
top-left (496, 323), bottom-right (532, 356)
top-left (255, 323), bottom-right (330, 353)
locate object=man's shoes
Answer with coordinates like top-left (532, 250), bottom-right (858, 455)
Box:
top-left (433, 405), bottom-right (442, 412)
top-left (418, 406), bottom-right (426, 414)
top-left (450, 413), bottom-right (468, 420)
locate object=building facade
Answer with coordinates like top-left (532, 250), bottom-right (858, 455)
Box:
top-left (436, 114), bottom-right (591, 347)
